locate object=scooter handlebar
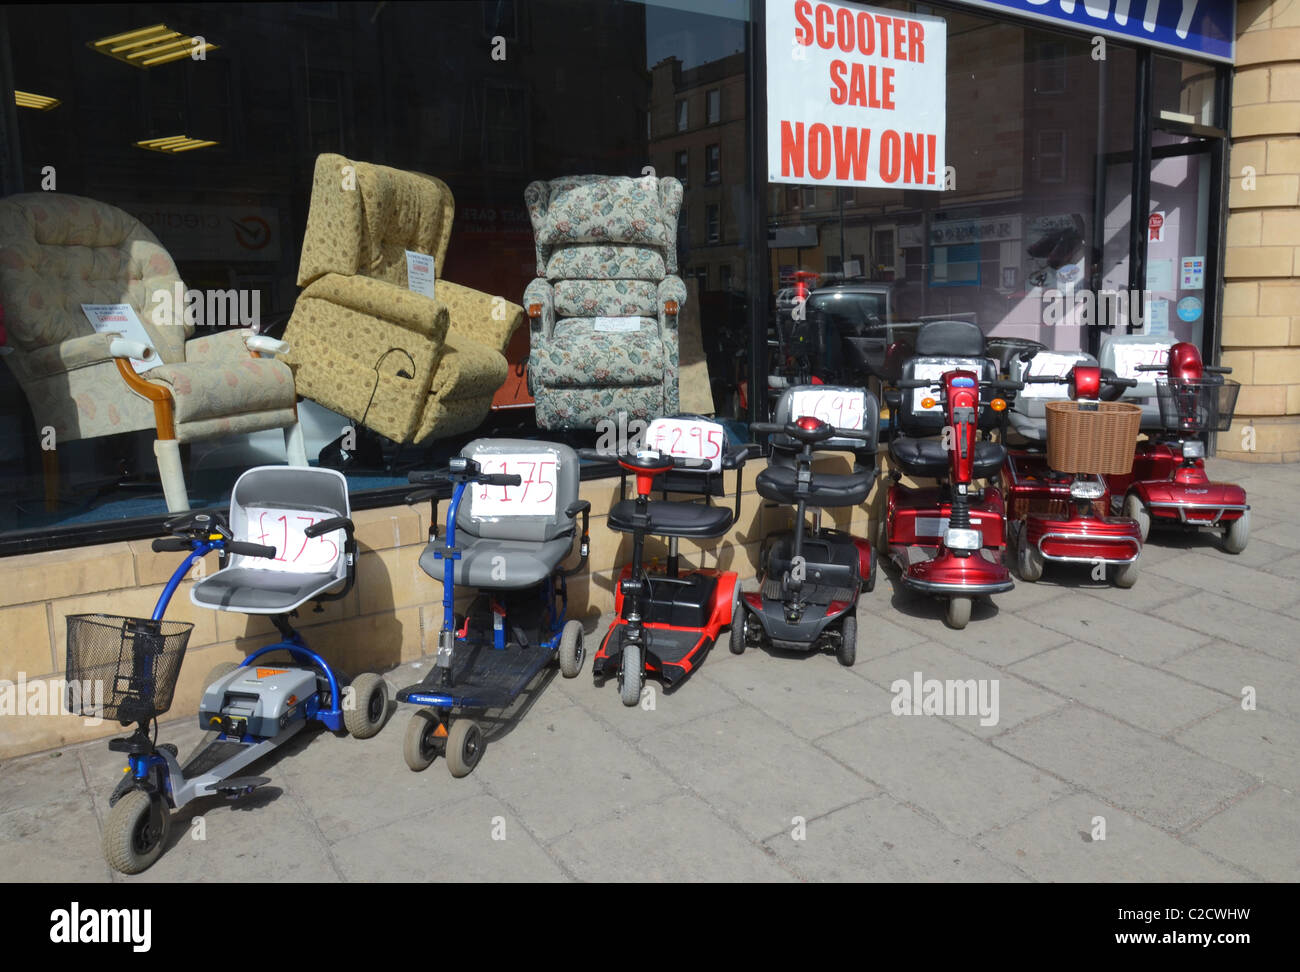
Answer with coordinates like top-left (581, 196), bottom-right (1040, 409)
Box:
top-left (151, 537), bottom-right (192, 553)
top-left (225, 541), bottom-right (278, 559)
top-left (478, 473), bottom-right (522, 487)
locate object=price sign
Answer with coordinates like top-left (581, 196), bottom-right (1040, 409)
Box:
top-left (471, 453), bottom-right (559, 517)
top-left (242, 508), bottom-right (343, 573)
top-left (910, 362), bottom-right (962, 412)
top-left (789, 388), bottom-right (866, 430)
top-left (1111, 343), bottom-right (1171, 382)
top-left (645, 418), bottom-right (725, 472)
top-left (1020, 352), bottom-right (1089, 399)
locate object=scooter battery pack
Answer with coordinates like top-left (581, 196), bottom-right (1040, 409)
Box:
top-left (198, 666), bottom-right (316, 738)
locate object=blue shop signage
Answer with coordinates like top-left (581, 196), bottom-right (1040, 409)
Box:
top-left (953, 1), bottom-right (1235, 63)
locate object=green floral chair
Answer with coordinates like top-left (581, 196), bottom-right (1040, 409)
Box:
top-left (523, 175), bottom-right (684, 430)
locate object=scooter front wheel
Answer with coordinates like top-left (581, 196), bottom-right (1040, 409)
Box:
top-left (558, 620), bottom-right (586, 678)
top-left (1222, 509), bottom-right (1250, 555)
top-left (446, 719), bottom-right (484, 778)
top-left (1124, 493), bottom-right (1151, 543)
top-left (619, 640), bottom-right (644, 707)
top-left (344, 672), bottom-right (390, 739)
top-left (103, 789), bottom-right (170, 875)
top-left (945, 596), bottom-right (972, 630)
top-left (403, 709), bottom-right (442, 772)
top-left (1016, 533), bottom-right (1045, 582)
top-left (1112, 559), bottom-right (1140, 589)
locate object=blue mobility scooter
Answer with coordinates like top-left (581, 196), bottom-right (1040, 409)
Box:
top-left (398, 439), bottom-right (590, 777)
top-left (65, 466), bottom-right (389, 874)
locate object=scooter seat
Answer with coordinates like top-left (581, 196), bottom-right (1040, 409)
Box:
top-left (419, 534), bottom-right (575, 590)
top-left (192, 568), bottom-right (341, 613)
top-left (607, 499), bottom-right (734, 539)
top-left (891, 435), bottom-right (1006, 479)
top-left (755, 466), bottom-right (873, 508)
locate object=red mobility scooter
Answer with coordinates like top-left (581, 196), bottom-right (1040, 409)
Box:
top-left (1002, 348), bottom-right (1145, 587)
top-left (586, 416), bottom-right (760, 705)
top-left (1100, 337), bottom-right (1250, 553)
top-left (738, 385), bottom-right (877, 665)
top-left (879, 321), bottom-right (1019, 629)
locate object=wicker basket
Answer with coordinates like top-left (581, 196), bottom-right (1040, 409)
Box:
top-left (1045, 401), bottom-right (1142, 475)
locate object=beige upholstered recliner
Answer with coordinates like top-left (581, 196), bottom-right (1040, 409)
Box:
top-left (0, 193), bottom-right (306, 512)
top-left (281, 154), bottom-right (524, 444)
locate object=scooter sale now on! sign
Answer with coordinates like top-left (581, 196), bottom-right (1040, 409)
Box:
top-left (767, 0), bottom-right (947, 190)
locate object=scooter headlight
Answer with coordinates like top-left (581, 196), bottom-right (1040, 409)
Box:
top-left (1182, 440), bottom-right (1205, 459)
top-left (1069, 480), bottom-right (1106, 501)
top-left (945, 527), bottom-right (982, 551)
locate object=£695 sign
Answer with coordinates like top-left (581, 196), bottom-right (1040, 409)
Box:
top-left (767, 0), bottom-right (947, 191)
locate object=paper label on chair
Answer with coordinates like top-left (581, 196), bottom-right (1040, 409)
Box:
top-left (1111, 343), bottom-right (1171, 382)
top-left (592, 316), bottom-right (642, 333)
top-left (405, 250), bottom-right (437, 299)
top-left (240, 508), bottom-right (345, 573)
top-left (81, 303), bottom-right (160, 374)
top-left (789, 388), bottom-right (865, 431)
top-left (1020, 352), bottom-right (1086, 399)
top-left (645, 418), bottom-right (725, 472)
top-left (910, 362), bottom-right (963, 412)
top-left (471, 453), bottom-right (559, 517)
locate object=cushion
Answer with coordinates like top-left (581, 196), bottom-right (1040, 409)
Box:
top-left (533, 175), bottom-right (665, 247)
top-left (545, 245), bottom-right (666, 281)
top-left (530, 318), bottom-right (665, 387)
top-left (553, 279), bottom-right (659, 317)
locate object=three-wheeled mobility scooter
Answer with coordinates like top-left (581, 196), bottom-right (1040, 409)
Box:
top-left (398, 439), bottom-right (590, 776)
top-left (738, 384), bottom-right (877, 665)
top-left (66, 465), bottom-right (388, 874)
top-left (585, 416), bottom-right (759, 705)
top-left (1099, 336), bottom-right (1250, 553)
top-left (878, 320), bottom-right (1019, 629)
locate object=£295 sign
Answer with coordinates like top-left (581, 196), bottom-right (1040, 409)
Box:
top-left (767, 0), bottom-right (947, 191)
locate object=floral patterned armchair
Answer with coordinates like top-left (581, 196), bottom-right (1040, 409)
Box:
top-left (0, 193), bottom-right (306, 512)
top-left (281, 154), bottom-right (524, 445)
top-left (523, 175), bottom-right (684, 429)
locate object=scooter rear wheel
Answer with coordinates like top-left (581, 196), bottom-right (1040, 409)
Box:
top-left (1222, 509), bottom-right (1250, 555)
top-left (728, 584), bottom-right (746, 655)
top-left (1112, 559), bottom-right (1140, 589)
top-left (945, 596), bottom-right (972, 630)
top-left (558, 620), bottom-right (585, 678)
top-left (403, 709), bottom-right (442, 772)
top-left (446, 719), bottom-right (484, 778)
top-left (1016, 533), bottom-right (1045, 582)
top-left (344, 672), bottom-right (389, 739)
top-left (103, 789), bottom-right (169, 875)
top-left (1124, 493), bottom-right (1151, 543)
top-left (836, 604), bottom-right (857, 667)
top-left (619, 640), bottom-right (643, 707)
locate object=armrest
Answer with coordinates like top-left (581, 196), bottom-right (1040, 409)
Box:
top-left (246, 334), bottom-right (290, 356)
top-left (304, 515), bottom-right (354, 539)
top-left (563, 499), bottom-right (591, 576)
top-left (299, 273), bottom-right (451, 343)
top-left (438, 280), bottom-right (524, 352)
top-left (523, 279), bottom-right (555, 342)
top-left (657, 277), bottom-right (687, 332)
top-left (109, 337), bottom-right (156, 362)
top-left (721, 442), bottom-right (763, 470)
top-left (21, 331), bottom-right (120, 378)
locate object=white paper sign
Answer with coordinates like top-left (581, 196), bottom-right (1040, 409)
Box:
top-left (1146, 299), bottom-right (1170, 336)
top-left (1145, 258), bottom-right (1173, 292)
top-left (240, 508), bottom-right (344, 573)
top-left (592, 316), bottom-right (643, 333)
top-left (81, 303), bottom-right (159, 374)
top-left (405, 250), bottom-right (437, 298)
top-left (909, 361), bottom-right (974, 411)
top-left (645, 418), bottom-right (726, 472)
top-left (789, 387), bottom-right (866, 430)
top-left (767, 1), bottom-right (947, 190)
top-left (471, 453), bottom-right (559, 517)
top-left (1020, 352), bottom-right (1089, 399)
top-left (1111, 342), bottom-right (1171, 381)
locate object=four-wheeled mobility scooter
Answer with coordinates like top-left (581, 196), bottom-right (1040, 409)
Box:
top-left (585, 416), bottom-right (760, 705)
top-left (739, 384), bottom-right (878, 665)
top-left (397, 439), bottom-right (590, 775)
top-left (879, 320), bottom-right (1019, 629)
top-left (66, 465), bottom-right (388, 874)
top-left (1100, 336), bottom-right (1250, 553)
top-left (1002, 349), bottom-right (1145, 587)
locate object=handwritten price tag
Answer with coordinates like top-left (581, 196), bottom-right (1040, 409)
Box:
top-left (1021, 352), bottom-right (1090, 399)
top-left (471, 453), bottom-right (559, 517)
top-left (789, 388), bottom-right (866, 430)
top-left (1112, 343), bottom-right (1171, 382)
top-left (645, 418), bottom-right (725, 472)
top-left (910, 362), bottom-right (959, 412)
top-left (242, 508), bottom-right (343, 573)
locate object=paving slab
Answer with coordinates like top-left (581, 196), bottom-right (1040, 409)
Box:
top-left (1160, 641), bottom-right (1300, 721)
top-left (1028, 596), bottom-right (1212, 665)
top-left (1174, 706), bottom-right (1300, 792)
top-left (1145, 552), bottom-right (1300, 612)
top-left (1183, 786), bottom-right (1300, 882)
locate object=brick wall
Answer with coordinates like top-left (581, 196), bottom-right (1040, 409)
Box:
top-left (0, 457), bottom-right (879, 759)
top-left (1220, 0), bottom-right (1300, 461)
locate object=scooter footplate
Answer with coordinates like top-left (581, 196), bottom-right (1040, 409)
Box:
top-left (400, 643), bottom-right (552, 710)
top-left (761, 577), bottom-right (855, 603)
top-left (181, 740), bottom-right (249, 777)
top-left (595, 624), bottom-right (707, 686)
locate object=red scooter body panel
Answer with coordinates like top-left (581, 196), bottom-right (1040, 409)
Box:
top-left (904, 548), bottom-right (1013, 592)
top-left (1024, 513), bottom-right (1141, 562)
top-left (887, 485), bottom-right (1007, 548)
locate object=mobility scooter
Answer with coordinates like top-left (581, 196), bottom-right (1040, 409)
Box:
top-left (585, 416), bottom-right (759, 705)
top-left (738, 385), bottom-right (877, 665)
top-left (397, 439), bottom-right (589, 775)
top-left (879, 321), bottom-right (1019, 629)
top-left (66, 465), bottom-right (389, 874)
top-left (1101, 337), bottom-right (1250, 553)
top-left (1002, 350), bottom-right (1145, 587)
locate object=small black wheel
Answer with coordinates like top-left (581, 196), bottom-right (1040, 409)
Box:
top-left (558, 620), bottom-right (585, 678)
top-left (344, 672), bottom-right (389, 739)
top-left (836, 605), bottom-right (857, 667)
top-left (445, 719), bottom-right (484, 778)
top-left (945, 595), bottom-right (972, 630)
top-left (863, 545), bottom-right (877, 593)
top-left (403, 709), bottom-right (442, 772)
top-left (729, 603), bottom-right (748, 656)
top-left (103, 789), bottom-right (169, 875)
top-left (619, 639), bottom-right (644, 707)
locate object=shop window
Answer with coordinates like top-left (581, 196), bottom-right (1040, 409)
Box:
top-left (705, 144), bottom-right (720, 185)
top-left (706, 87), bottom-right (720, 124)
top-left (930, 243), bottom-right (981, 287)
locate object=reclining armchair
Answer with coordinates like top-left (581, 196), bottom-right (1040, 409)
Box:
top-left (523, 175), bottom-right (684, 429)
top-left (282, 153), bottom-right (524, 445)
top-left (0, 193), bottom-right (306, 512)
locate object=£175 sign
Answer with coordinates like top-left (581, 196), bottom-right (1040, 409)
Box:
top-left (767, 0), bottom-right (947, 191)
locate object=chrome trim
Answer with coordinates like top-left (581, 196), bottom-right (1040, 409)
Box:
top-left (1036, 531), bottom-right (1140, 565)
top-left (1145, 501), bottom-right (1249, 526)
top-left (902, 576), bottom-right (1015, 596)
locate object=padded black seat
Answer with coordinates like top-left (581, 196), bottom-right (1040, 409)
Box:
top-left (755, 465), bottom-right (873, 507)
top-left (608, 499), bottom-right (734, 538)
top-left (891, 436), bottom-right (1006, 479)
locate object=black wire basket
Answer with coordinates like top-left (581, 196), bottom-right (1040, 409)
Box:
top-left (65, 614), bottom-right (193, 725)
top-left (1155, 378), bottom-right (1240, 433)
